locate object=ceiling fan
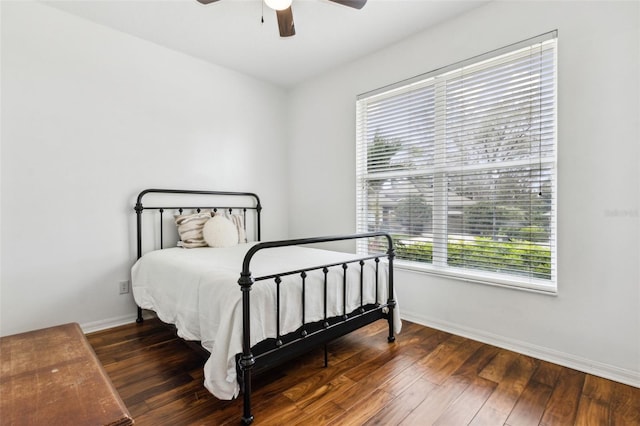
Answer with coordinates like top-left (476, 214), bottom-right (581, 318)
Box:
top-left (195, 0), bottom-right (367, 37)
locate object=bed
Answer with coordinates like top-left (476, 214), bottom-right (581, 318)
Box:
top-left (131, 189), bottom-right (400, 424)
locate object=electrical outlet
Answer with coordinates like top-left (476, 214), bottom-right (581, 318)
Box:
top-left (119, 280), bottom-right (130, 295)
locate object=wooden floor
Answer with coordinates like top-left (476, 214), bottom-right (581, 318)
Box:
top-left (86, 318), bottom-right (640, 426)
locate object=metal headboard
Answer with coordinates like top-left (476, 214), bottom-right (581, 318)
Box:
top-left (134, 188), bottom-right (262, 259)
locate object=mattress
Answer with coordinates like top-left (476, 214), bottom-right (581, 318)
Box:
top-left (131, 243), bottom-right (401, 400)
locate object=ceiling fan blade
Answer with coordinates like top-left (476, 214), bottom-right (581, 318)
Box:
top-left (327, 0), bottom-right (367, 9)
top-left (276, 6), bottom-right (295, 37)
top-left (196, 0), bottom-right (220, 4)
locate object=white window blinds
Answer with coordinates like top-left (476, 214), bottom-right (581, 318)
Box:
top-left (356, 32), bottom-right (557, 292)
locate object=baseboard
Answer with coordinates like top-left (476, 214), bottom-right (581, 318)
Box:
top-left (80, 312), bottom-right (154, 334)
top-left (401, 311), bottom-right (640, 389)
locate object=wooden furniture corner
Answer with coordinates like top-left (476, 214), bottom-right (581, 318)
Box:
top-left (0, 322), bottom-right (133, 426)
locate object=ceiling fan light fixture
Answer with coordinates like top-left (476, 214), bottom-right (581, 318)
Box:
top-left (264, 0), bottom-right (292, 11)
top-left (197, 0), bottom-right (366, 38)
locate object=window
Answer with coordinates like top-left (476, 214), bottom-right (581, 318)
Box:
top-left (356, 32), bottom-right (557, 292)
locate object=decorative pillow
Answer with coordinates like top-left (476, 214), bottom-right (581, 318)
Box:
top-left (203, 215), bottom-right (239, 248)
top-left (174, 212), bottom-right (212, 248)
top-left (228, 213), bottom-right (247, 243)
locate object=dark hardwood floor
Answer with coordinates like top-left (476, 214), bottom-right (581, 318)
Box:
top-left (86, 318), bottom-right (640, 426)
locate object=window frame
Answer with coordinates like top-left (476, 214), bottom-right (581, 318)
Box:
top-left (355, 31), bottom-right (558, 294)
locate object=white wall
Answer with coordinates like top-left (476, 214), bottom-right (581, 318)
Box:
top-left (288, 1), bottom-right (640, 386)
top-left (0, 1), bottom-right (289, 335)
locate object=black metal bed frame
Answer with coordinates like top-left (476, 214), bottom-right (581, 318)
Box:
top-left (134, 189), bottom-right (396, 425)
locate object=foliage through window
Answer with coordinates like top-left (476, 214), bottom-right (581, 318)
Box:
top-left (356, 33), bottom-right (557, 291)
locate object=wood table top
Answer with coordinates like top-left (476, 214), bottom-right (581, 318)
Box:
top-left (1, 322), bottom-right (133, 426)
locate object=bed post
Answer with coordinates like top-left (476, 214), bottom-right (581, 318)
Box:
top-left (238, 271), bottom-right (255, 425)
top-left (134, 199), bottom-right (144, 324)
top-left (386, 236), bottom-right (396, 343)
top-left (256, 203), bottom-right (262, 242)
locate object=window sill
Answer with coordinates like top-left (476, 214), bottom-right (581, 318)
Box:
top-left (394, 259), bottom-right (558, 295)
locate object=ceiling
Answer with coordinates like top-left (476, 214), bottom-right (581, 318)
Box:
top-left (44, 0), bottom-right (488, 88)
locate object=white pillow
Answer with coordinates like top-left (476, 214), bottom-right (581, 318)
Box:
top-left (203, 215), bottom-right (239, 248)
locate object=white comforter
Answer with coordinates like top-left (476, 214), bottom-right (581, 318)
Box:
top-left (131, 243), bottom-right (401, 400)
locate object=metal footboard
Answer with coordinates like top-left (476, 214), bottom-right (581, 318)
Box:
top-left (236, 233), bottom-right (396, 424)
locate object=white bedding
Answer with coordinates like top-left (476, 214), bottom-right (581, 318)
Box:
top-left (131, 243), bottom-right (401, 400)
